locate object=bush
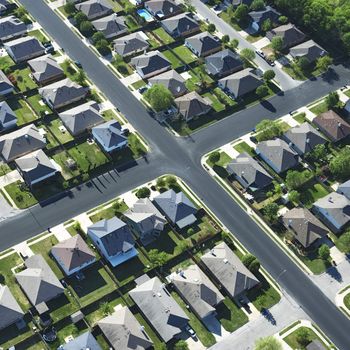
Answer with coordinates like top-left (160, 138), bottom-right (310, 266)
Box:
top-left (80, 21), bottom-right (94, 37)
top-left (136, 187), bottom-right (151, 198)
top-left (222, 34), bottom-right (230, 43)
top-left (295, 328), bottom-right (311, 346)
top-left (242, 254), bottom-right (260, 273)
top-left (63, 1), bottom-right (76, 16)
top-left (255, 119), bottom-right (283, 142)
top-left (74, 11), bottom-right (88, 26)
top-left (263, 203), bottom-right (279, 223)
top-left (166, 175), bottom-right (177, 186)
top-left (263, 70), bottom-right (275, 81)
top-left (256, 85), bottom-right (269, 98)
top-left (207, 23), bottom-right (216, 33)
top-left (255, 336), bottom-right (282, 350)
top-left (330, 148), bottom-right (350, 180)
top-left (318, 244), bottom-right (330, 260)
top-left (208, 151), bottom-right (220, 164)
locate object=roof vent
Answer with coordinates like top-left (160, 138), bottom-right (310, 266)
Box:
top-left (194, 278), bottom-right (199, 283)
top-left (157, 292), bottom-right (162, 297)
top-left (328, 197), bottom-right (333, 203)
top-left (306, 138), bottom-right (310, 143)
top-left (170, 7), bottom-right (173, 13)
top-left (288, 219), bottom-right (292, 226)
top-left (223, 258), bottom-right (228, 264)
top-left (210, 249), bottom-right (215, 256)
top-left (338, 122), bottom-right (342, 128)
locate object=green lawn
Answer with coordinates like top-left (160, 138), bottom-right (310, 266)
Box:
top-left (8, 98), bottom-right (37, 125)
top-left (26, 93), bottom-right (52, 116)
top-left (10, 67), bottom-right (38, 91)
top-left (46, 117), bottom-right (74, 145)
top-left (51, 151), bottom-right (78, 179)
top-left (344, 292), bottom-right (350, 310)
top-left (295, 248), bottom-right (331, 274)
top-left (293, 112), bottom-right (307, 124)
top-left (309, 101), bottom-right (328, 115)
top-left (152, 27), bottom-right (174, 44)
top-left (202, 92), bottom-right (225, 112)
top-left (213, 87), bottom-right (236, 107)
top-left (131, 79), bottom-right (147, 90)
top-left (185, 68), bottom-right (215, 92)
top-left (4, 181), bottom-right (38, 209)
top-left (207, 151), bottom-right (232, 168)
top-left (283, 327), bottom-right (321, 349)
top-left (172, 46), bottom-right (197, 64)
top-left (344, 89), bottom-right (350, 98)
top-left (0, 55), bottom-right (15, 70)
top-left (41, 125), bottom-right (59, 149)
top-left (29, 29), bottom-right (49, 43)
top-left (89, 200), bottom-right (128, 223)
top-left (299, 182), bottom-right (329, 208)
top-left (125, 15), bottom-right (140, 31)
top-left (162, 50), bottom-right (184, 69)
top-left (234, 141), bottom-right (255, 156)
top-left (102, 109), bottom-right (121, 122)
top-left (111, 55), bottom-right (134, 77)
top-left (106, 0), bottom-right (123, 11)
top-left (216, 297), bottom-right (248, 332)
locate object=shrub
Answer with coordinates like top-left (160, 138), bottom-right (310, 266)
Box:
top-left (136, 187), bottom-right (151, 198)
top-left (208, 151), bottom-right (220, 165)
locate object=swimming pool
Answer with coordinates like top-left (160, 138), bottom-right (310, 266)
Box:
top-left (137, 9), bottom-right (153, 22)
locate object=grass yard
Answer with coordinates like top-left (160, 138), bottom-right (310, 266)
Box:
top-left (111, 55), bottom-right (134, 76)
top-left (102, 109), bottom-right (122, 122)
top-left (213, 87), bottom-right (236, 107)
top-left (344, 89), bottom-right (350, 98)
top-left (299, 182), bottom-right (329, 208)
top-left (309, 100), bottom-right (328, 115)
top-left (234, 141), bottom-right (255, 156)
top-left (152, 27), bottom-right (174, 44)
top-left (29, 29), bottom-right (49, 43)
top-left (172, 46), bottom-right (197, 64)
top-left (294, 248), bottom-right (331, 275)
top-left (344, 292), bottom-right (350, 310)
top-left (283, 326), bottom-right (321, 350)
top-left (47, 290), bottom-right (79, 322)
top-left (10, 67), bottom-right (37, 92)
top-left (0, 55), bottom-right (15, 70)
top-left (202, 92), bottom-right (225, 112)
top-left (7, 98), bottom-right (37, 125)
top-left (216, 297), bottom-right (248, 332)
top-left (106, 0), bottom-right (123, 12)
top-left (125, 15), bottom-right (140, 31)
top-left (162, 49), bottom-right (184, 69)
top-left (26, 93), bottom-right (52, 116)
top-left (4, 181), bottom-right (38, 209)
top-left (46, 117), bottom-right (74, 145)
top-left (207, 151), bottom-right (232, 168)
top-left (185, 66), bottom-right (215, 92)
top-left (131, 79), bottom-right (147, 90)
top-left (89, 200), bottom-right (128, 223)
top-left (111, 254), bottom-right (147, 285)
top-left (293, 112), bottom-right (307, 124)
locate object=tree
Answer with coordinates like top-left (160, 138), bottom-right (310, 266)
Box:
top-left (242, 254), bottom-right (260, 273)
top-left (174, 340), bottom-right (189, 350)
top-left (309, 144), bottom-right (327, 162)
top-left (156, 177), bottom-right (166, 188)
top-left (250, 0), bottom-right (265, 11)
top-left (74, 11), bottom-right (88, 26)
top-left (144, 84), bottom-right (174, 112)
top-left (208, 151), bottom-right (220, 164)
top-left (235, 4), bottom-right (249, 22)
top-left (263, 70), bottom-right (275, 81)
top-left (285, 170), bottom-right (312, 190)
top-left (148, 249), bottom-right (168, 267)
top-left (295, 328), bottom-right (311, 346)
top-left (222, 34), bottom-right (230, 44)
top-left (255, 119), bottom-right (283, 142)
top-left (136, 187), bottom-right (151, 198)
top-left (256, 85), bottom-right (269, 98)
top-left (92, 31), bottom-right (105, 44)
top-left (230, 38), bottom-right (239, 50)
top-left (263, 203), bottom-right (279, 223)
top-left (80, 20), bottom-right (94, 37)
top-left (240, 48), bottom-right (255, 62)
top-left (338, 231), bottom-right (350, 253)
top-left (74, 69), bottom-right (86, 85)
top-left (288, 190), bottom-right (300, 204)
top-left (296, 57), bottom-right (310, 73)
top-left (166, 175), bottom-right (177, 186)
top-left (255, 336), bottom-right (282, 350)
top-left (278, 15), bottom-right (288, 24)
top-left (271, 36), bottom-right (284, 52)
top-left (316, 55), bottom-right (333, 72)
top-left (100, 301), bottom-right (111, 316)
top-left (261, 19), bottom-right (272, 32)
top-left (207, 23), bottom-right (216, 33)
top-left (63, 1), bottom-right (76, 16)
top-left (325, 91), bottom-right (340, 109)
top-left (330, 148), bottom-right (350, 180)
top-left (319, 244), bottom-right (330, 260)
top-left (95, 39), bottom-right (111, 55)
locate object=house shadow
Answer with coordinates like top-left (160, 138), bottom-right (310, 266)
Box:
top-left (326, 266), bottom-right (343, 282)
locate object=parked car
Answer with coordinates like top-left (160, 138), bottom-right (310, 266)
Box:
top-left (185, 325), bottom-right (196, 339)
top-left (255, 50), bottom-right (265, 59)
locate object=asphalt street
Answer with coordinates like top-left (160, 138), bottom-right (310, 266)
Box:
top-left (5, 1), bottom-right (350, 348)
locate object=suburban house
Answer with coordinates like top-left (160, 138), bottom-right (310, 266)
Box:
top-left (185, 31), bottom-right (222, 57)
top-left (0, 101), bottom-right (17, 131)
top-left (59, 101), bottom-right (104, 136)
top-left (337, 180), bottom-right (350, 200)
top-left (91, 13), bottom-right (127, 39)
top-left (289, 39), bottom-right (327, 63)
top-left (175, 91), bottom-right (211, 121)
top-left (15, 254), bottom-right (65, 311)
top-left (282, 208), bottom-right (329, 248)
top-left (313, 192), bottom-right (350, 233)
top-left (51, 235), bottom-right (96, 276)
top-left (28, 55), bottom-right (65, 85)
top-left (256, 139), bottom-right (299, 174)
top-left (98, 305), bottom-right (153, 350)
top-left (169, 264), bottom-right (224, 320)
top-left (87, 217), bottom-right (138, 267)
top-left (4, 36), bottom-right (45, 63)
top-left (153, 188), bottom-right (197, 229)
top-left (92, 120), bottom-right (128, 152)
top-left (218, 68), bottom-right (263, 99)
top-left (161, 13), bottom-right (200, 38)
top-left (0, 0), bottom-right (11, 15)
top-left (129, 276), bottom-right (189, 343)
top-left (113, 32), bottom-right (149, 57)
top-left (75, 0), bottom-right (113, 20)
top-left (148, 69), bottom-right (187, 97)
top-left (283, 122), bottom-right (327, 156)
top-left (305, 340), bottom-right (327, 350)
top-left (266, 23), bottom-right (306, 50)
top-left (313, 110), bottom-right (350, 142)
top-left (0, 70), bottom-right (14, 96)
top-left (124, 197), bottom-right (167, 244)
top-left (145, 0), bottom-right (182, 19)
top-left (205, 49), bottom-right (244, 78)
top-left (0, 124), bottom-right (46, 162)
top-left (39, 78), bottom-right (88, 110)
top-left (131, 50), bottom-right (171, 79)
top-left (201, 242), bottom-right (259, 298)
top-left (226, 152), bottom-right (273, 192)
top-left (60, 331), bottom-right (102, 350)
top-left (248, 6), bottom-right (281, 32)
top-left (0, 15), bottom-right (27, 42)
top-left (15, 149), bottom-right (58, 187)
top-left (0, 284), bottom-right (24, 331)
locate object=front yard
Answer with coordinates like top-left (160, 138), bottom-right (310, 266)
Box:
top-left (4, 181), bottom-right (38, 209)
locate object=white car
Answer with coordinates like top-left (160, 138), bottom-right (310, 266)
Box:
top-left (255, 50), bottom-right (265, 59)
top-left (185, 325), bottom-right (196, 338)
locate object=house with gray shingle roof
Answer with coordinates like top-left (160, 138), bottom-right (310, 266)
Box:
top-left (266, 23), bottom-right (306, 50)
top-left (15, 149), bottom-right (58, 186)
top-left (290, 39), bottom-right (327, 63)
top-left (283, 122), bottom-right (327, 156)
top-left (113, 32), bottom-right (149, 57)
top-left (39, 78), bottom-right (88, 110)
top-left (51, 235), bottom-right (96, 276)
top-left (0, 0), bottom-right (11, 15)
top-left (282, 208), bottom-right (329, 248)
top-left (248, 6), bottom-right (281, 32)
top-left (313, 192), bottom-right (350, 233)
top-left (92, 120), bottom-right (128, 152)
top-left (124, 198), bottom-right (166, 244)
top-left (205, 49), bottom-right (243, 78)
top-left (59, 101), bottom-right (104, 136)
top-left (0, 284), bottom-right (24, 330)
top-left (149, 69), bottom-right (187, 97)
top-left (92, 13), bottom-right (127, 39)
top-left (0, 15), bottom-right (27, 42)
top-left (98, 305), bottom-right (153, 350)
top-left (145, 0), bottom-right (182, 19)
top-left (60, 331), bottom-right (102, 350)
top-left (256, 139), bottom-right (299, 174)
top-left (28, 55), bottom-right (64, 85)
top-left (175, 91), bottom-right (211, 121)
top-left (0, 124), bottom-right (46, 162)
top-left (129, 276), bottom-right (189, 343)
top-left (131, 50), bottom-right (171, 79)
top-left (226, 152), bottom-right (273, 192)
top-left (15, 254), bottom-right (64, 309)
top-left (218, 68), bottom-right (262, 99)
top-left (337, 180), bottom-right (350, 201)
top-left (75, 0), bottom-right (113, 20)
top-left (87, 217), bottom-right (138, 267)
top-left (0, 69), bottom-right (14, 96)
top-left (153, 188), bottom-right (197, 229)
top-left (201, 242), bottom-right (259, 298)
top-left (161, 13), bottom-right (200, 38)
top-left (0, 101), bottom-right (16, 131)
top-left (306, 339), bottom-right (327, 350)
top-left (185, 31), bottom-right (222, 57)
top-left (169, 264), bottom-right (224, 320)
top-left (4, 36), bottom-right (45, 63)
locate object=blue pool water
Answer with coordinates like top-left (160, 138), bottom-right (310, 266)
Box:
top-left (137, 9), bottom-right (153, 22)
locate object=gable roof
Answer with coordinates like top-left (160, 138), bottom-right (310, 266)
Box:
top-left (60, 331), bottom-right (102, 350)
top-left (113, 32), bottom-right (149, 56)
top-left (0, 124), bottom-right (46, 162)
top-left (149, 69), bottom-right (187, 96)
top-left (161, 13), bottom-right (199, 36)
top-left (15, 254), bottom-right (64, 306)
top-left (0, 69), bottom-right (14, 94)
top-left (219, 68), bottom-right (262, 97)
top-left (283, 122), bottom-right (326, 155)
top-left (131, 50), bottom-right (171, 77)
top-left (248, 6), bottom-right (280, 26)
top-left (289, 39), bottom-right (327, 62)
top-left (170, 264), bottom-right (224, 319)
top-left (88, 217), bottom-right (135, 257)
top-left (92, 13), bottom-right (127, 38)
top-left (282, 208), bottom-right (328, 248)
top-left (0, 100), bottom-right (16, 127)
top-left (226, 152), bottom-right (273, 190)
top-left (185, 31), bottom-right (221, 56)
top-left (313, 110), bottom-right (350, 142)
top-left (0, 0), bottom-right (10, 13)
top-left (129, 277), bottom-right (189, 342)
top-left (28, 55), bottom-right (64, 84)
top-left (4, 36), bottom-right (45, 61)
top-left (201, 242), bottom-right (259, 297)
top-left (75, 0), bottom-right (113, 19)
top-left (146, 0), bottom-right (181, 18)
top-left (205, 49), bottom-right (243, 77)
top-left (175, 91), bottom-right (211, 120)
top-left (0, 15), bottom-right (26, 41)
top-left (92, 120), bottom-right (127, 148)
top-left (59, 101), bottom-right (104, 135)
top-left (337, 180), bottom-right (350, 200)
top-left (153, 189), bottom-right (197, 228)
top-left (51, 235), bottom-right (95, 274)
top-left (0, 284), bottom-right (24, 330)
top-left (266, 23), bottom-right (306, 49)
top-left (98, 306), bottom-right (153, 350)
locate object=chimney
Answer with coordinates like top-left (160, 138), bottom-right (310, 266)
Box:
top-left (306, 138), bottom-right (310, 144)
top-left (288, 219), bottom-right (292, 227)
top-left (328, 197), bottom-right (333, 203)
top-left (338, 122), bottom-right (342, 128)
